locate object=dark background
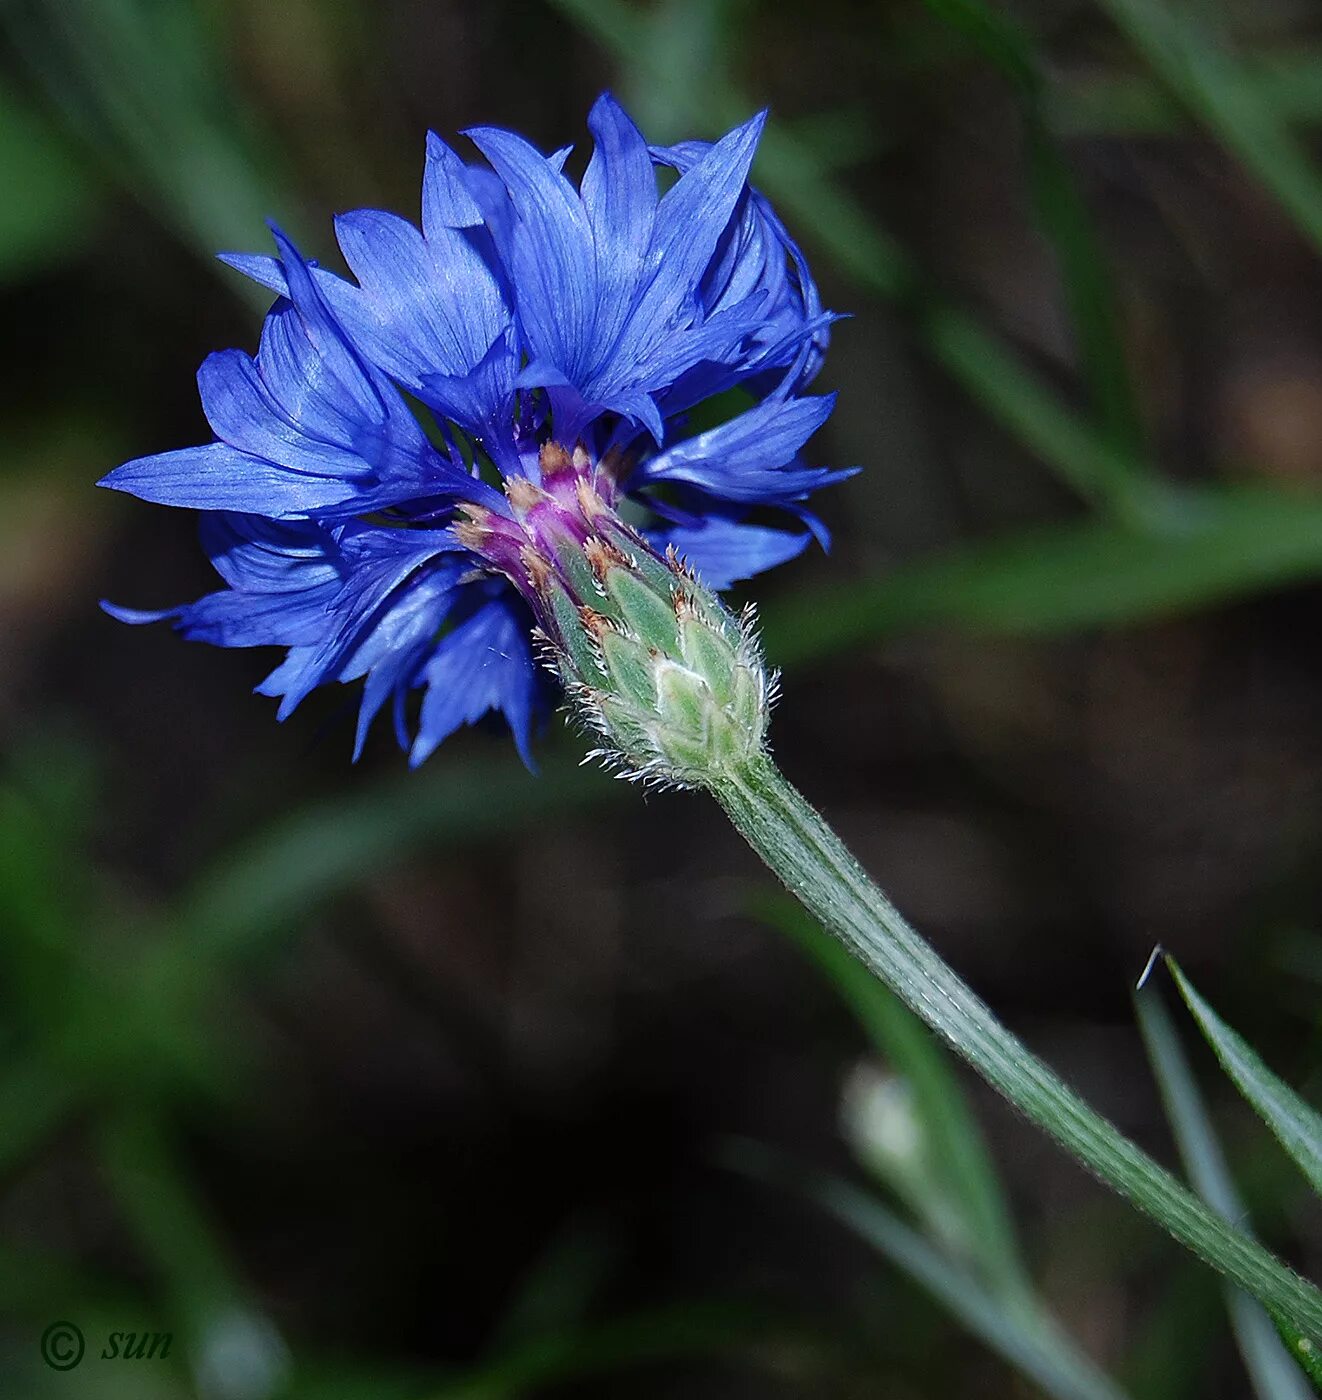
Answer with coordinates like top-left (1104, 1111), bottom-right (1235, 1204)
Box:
top-left (2, 0), bottom-right (1322, 1395)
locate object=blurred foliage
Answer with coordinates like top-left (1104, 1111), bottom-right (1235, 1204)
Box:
top-left (3, 0), bottom-right (1322, 1394)
top-left (1136, 983), bottom-right (1313, 1399)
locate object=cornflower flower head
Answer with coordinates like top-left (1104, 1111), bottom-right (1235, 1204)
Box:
top-left (101, 93), bottom-right (851, 780)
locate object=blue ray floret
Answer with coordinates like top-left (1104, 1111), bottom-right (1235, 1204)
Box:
top-left (100, 93), bottom-right (852, 766)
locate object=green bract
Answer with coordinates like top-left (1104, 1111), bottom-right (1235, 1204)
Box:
top-left (556, 540), bottom-right (773, 788)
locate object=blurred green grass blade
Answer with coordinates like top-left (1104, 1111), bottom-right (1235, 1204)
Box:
top-left (752, 890), bottom-right (1031, 1307)
top-left (488, 1219), bottom-right (615, 1350)
top-left (762, 484), bottom-right (1322, 664)
top-left (552, 0), bottom-right (1163, 510)
top-left (919, 0), bottom-right (1145, 476)
top-left (819, 1182), bottom-right (1131, 1400)
top-left (921, 0), bottom-right (1035, 92)
top-left (1124, 1269), bottom-right (1225, 1400)
top-left (0, 1244), bottom-right (133, 1314)
top-left (2, 751), bottom-right (617, 1182)
top-left (427, 1301), bottom-right (789, 1400)
top-left (5, 0), bottom-right (296, 300)
top-left (1271, 1314), bottom-right (1322, 1392)
top-left (555, 0), bottom-right (913, 291)
top-left (96, 1106), bottom-right (243, 1319)
top-left (1136, 988), bottom-right (1313, 1400)
top-left (0, 785), bottom-right (80, 960)
top-left (778, 106), bottom-right (886, 173)
top-left (920, 307), bottom-right (1151, 512)
top-left (0, 1053), bottom-right (82, 1179)
top-left (1097, 0), bottom-right (1322, 254)
top-left (1167, 959), bottom-right (1322, 1198)
top-left (1051, 52), bottom-right (1322, 138)
top-left (174, 748), bottom-right (618, 961)
top-left (1022, 122), bottom-right (1143, 463)
top-left (95, 1106), bottom-right (294, 1393)
top-left (729, 1143), bottom-right (1130, 1400)
top-left (615, 0), bottom-right (732, 144)
top-left (0, 78), bottom-right (98, 280)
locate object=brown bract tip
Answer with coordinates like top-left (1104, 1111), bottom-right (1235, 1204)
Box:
top-left (665, 544), bottom-right (696, 582)
top-left (582, 536), bottom-right (612, 584)
top-left (577, 606), bottom-right (613, 639)
top-left (453, 517), bottom-right (488, 551)
top-left (539, 440), bottom-right (573, 478)
top-left (518, 543), bottom-right (553, 592)
top-left (583, 535), bottom-right (628, 584)
top-left (505, 475), bottom-right (544, 513)
top-left (574, 476), bottom-right (609, 521)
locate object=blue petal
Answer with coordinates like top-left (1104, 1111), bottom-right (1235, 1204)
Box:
top-left (101, 582), bottom-right (337, 649)
top-left (101, 601), bottom-right (178, 625)
top-left (224, 226), bottom-right (517, 460)
top-left (196, 342), bottom-right (379, 483)
top-left (218, 251), bottom-right (288, 296)
top-left (648, 516), bottom-right (811, 590)
top-left (636, 392), bottom-right (844, 506)
top-left (635, 293), bottom-right (765, 393)
top-left (200, 513), bottom-right (341, 593)
top-left (617, 112), bottom-right (766, 370)
top-left (267, 224), bottom-right (397, 429)
top-left (175, 581), bottom-right (341, 647)
top-left (333, 207), bottom-right (511, 383)
top-left (422, 131), bottom-right (486, 232)
top-left (103, 515), bottom-right (346, 645)
top-left (99, 442), bottom-right (367, 517)
top-left (255, 646), bottom-right (320, 707)
top-left (409, 598), bottom-right (540, 768)
top-left (581, 92), bottom-right (656, 357)
top-left (464, 124), bottom-right (598, 383)
top-left (342, 562), bottom-right (474, 758)
top-left (226, 525), bottom-right (453, 720)
top-left (650, 140), bottom-right (831, 391)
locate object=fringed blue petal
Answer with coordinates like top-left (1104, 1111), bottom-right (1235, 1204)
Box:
top-left (409, 597), bottom-right (540, 769)
top-left (635, 393), bottom-right (850, 508)
top-left (648, 516), bottom-right (811, 591)
top-left (464, 124), bottom-right (598, 384)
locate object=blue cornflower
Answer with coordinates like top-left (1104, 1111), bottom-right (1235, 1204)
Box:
top-left (101, 93), bottom-right (851, 767)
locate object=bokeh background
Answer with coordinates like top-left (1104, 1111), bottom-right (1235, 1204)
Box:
top-left (3, 0), bottom-right (1322, 1395)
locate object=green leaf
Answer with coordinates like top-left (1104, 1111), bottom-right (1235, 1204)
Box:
top-left (727, 1142), bottom-right (1131, 1400)
top-left (0, 1054), bottom-right (83, 1181)
top-left (1167, 959), bottom-right (1322, 1199)
top-left (919, 0), bottom-right (1144, 467)
top-left (0, 80), bottom-right (98, 280)
top-left (7, 0), bottom-right (299, 306)
top-left (427, 1301), bottom-right (790, 1400)
top-left (1096, 0), bottom-right (1322, 256)
top-left (1136, 986), bottom-right (1313, 1399)
top-left (1050, 52), bottom-right (1322, 138)
top-left (487, 1220), bottom-right (615, 1350)
top-left (95, 1107), bottom-right (244, 1318)
top-left (751, 890), bottom-right (1031, 1307)
top-left (761, 485), bottom-right (1322, 664)
top-left (175, 747), bottom-right (618, 961)
top-left (1271, 1313), bottom-right (1322, 1393)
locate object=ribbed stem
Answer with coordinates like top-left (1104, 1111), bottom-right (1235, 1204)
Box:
top-left (709, 752), bottom-right (1322, 1339)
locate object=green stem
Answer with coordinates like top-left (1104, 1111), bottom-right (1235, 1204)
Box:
top-left (709, 752), bottom-right (1322, 1340)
